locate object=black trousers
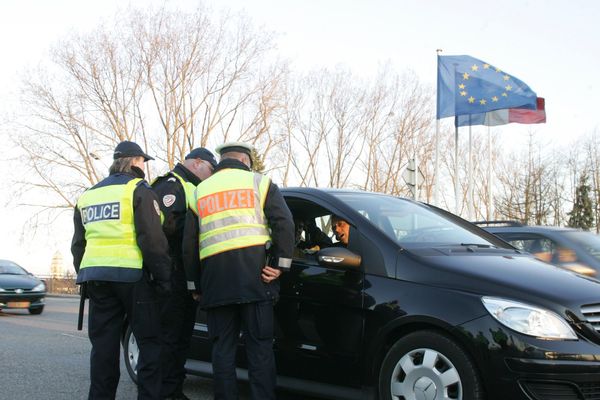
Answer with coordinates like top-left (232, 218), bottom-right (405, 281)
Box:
top-left (159, 268), bottom-right (197, 397)
top-left (207, 301), bottom-right (276, 400)
top-left (87, 279), bottom-right (162, 400)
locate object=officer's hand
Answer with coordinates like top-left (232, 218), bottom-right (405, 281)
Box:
top-left (261, 266), bottom-right (281, 283)
top-left (191, 292), bottom-right (201, 302)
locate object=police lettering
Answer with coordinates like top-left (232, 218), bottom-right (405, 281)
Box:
top-left (198, 189), bottom-right (255, 218)
top-left (81, 202), bottom-right (121, 224)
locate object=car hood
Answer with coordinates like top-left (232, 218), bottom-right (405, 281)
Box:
top-left (407, 249), bottom-right (600, 310)
top-left (0, 274), bottom-right (41, 290)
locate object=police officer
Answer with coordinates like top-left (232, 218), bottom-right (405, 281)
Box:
top-left (182, 142), bottom-right (294, 400)
top-left (152, 147), bottom-right (217, 400)
top-left (71, 141), bottom-right (171, 400)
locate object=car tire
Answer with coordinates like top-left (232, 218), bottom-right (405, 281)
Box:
top-left (378, 330), bottom-right (483, 400)
top-left (123, 325), bottom-right (139, 384)
top-left (28, 306), bottom-right (44, 315)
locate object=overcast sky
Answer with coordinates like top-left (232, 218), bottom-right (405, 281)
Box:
top-left (1, 0), bottom-right (598, 274)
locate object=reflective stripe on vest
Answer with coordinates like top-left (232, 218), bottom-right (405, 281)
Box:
top-left (196, 169), bottom-right (271, 260)
top-left (77, 178), bottom-right (143, 271)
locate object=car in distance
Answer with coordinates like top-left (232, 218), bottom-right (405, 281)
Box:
top-left (124, 189), bottom-right (600, 400)
top-left (0, 259), bottom-right (46, 314)
top-left (476, 220), bottom-right (600, 278)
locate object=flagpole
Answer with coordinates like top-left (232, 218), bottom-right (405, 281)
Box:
top-left (434, 118), bottom-right (439, 205)
top-left (468, 122), bottom-right (473, 221)
top-left (434, 49), bottom-right (442, 206)
top-left (487, 126), bottom-right (493, 220)
top-left (454, 125), bottom-right (459, 215)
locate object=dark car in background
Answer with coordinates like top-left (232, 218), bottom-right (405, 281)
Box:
top-left (124, 189), bottom-right (600, 400)
top-left (477, 221), bottom-right (600, 278)
top-left (0, 259), bottom-right (46, 314)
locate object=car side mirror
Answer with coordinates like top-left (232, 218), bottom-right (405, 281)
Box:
top-left (317, 247), bottom-right (361, 269)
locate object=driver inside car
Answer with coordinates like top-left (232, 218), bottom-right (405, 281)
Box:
top-left (331, 214), bottom-right (350, 247)
top-left (294, 218), bottom-right (332, 256)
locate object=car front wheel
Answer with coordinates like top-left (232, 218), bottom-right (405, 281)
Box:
top-left (378, 330), bottom-right (483, 400)
top-left (123, 325), bottom-right (139, 384)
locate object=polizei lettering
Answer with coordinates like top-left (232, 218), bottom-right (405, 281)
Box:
top-left (81, 202), bottom-right (121, 224)
top-left (197, 189), bottom-right (255, 218)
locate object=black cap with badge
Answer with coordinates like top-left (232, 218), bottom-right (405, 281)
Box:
top-left (185, 147), bottom-right (217, 168)
top-left (113, 141), bottom-right (154, 161)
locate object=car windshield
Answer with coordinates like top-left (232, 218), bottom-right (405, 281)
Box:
top-left (331, 192), bottom-right (497, 249)
top-left (563, 231), bottom-right (600, 262)
top-left (0, 261), bottom-right (27, 275)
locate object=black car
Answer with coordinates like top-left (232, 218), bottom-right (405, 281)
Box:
top-left (0, 259), bottom-right (46, 314)
top-left (478, 221), bottom-right (600, 278)
top-left (124, 189), bottom-right (600, 400)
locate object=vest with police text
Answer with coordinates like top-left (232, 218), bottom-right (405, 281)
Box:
top-left (77, 178), bottom-right (144, 274)
top-left (196, 168), bottom-right (271, 260)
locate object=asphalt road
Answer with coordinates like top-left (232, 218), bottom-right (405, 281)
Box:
top-left (0, 296), bottom-right (313, 400)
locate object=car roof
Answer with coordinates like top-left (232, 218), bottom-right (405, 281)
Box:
top-left (483, 225), bottom-right (579, 233)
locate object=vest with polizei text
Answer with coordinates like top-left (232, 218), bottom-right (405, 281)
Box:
top-left (195, 168), bottom-right (271, 260)
top-left (77, 178), bottom-right (143, 275)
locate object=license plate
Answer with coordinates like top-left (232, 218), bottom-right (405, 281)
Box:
top-left (7, 301), bottom-right (30, 308)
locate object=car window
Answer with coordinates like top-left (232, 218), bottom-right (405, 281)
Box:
top-left (288, 200), bottom-right (359, 261)
top-left (564, 231), bottom-right (600, 262)
top-left (330, 192), bottom-right (495, 248)
top-left (0, 261), bottom-right (27, 275)
top-left (500, 236), bottom-right (558, 263)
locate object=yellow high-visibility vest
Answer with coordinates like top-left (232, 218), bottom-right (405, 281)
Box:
top-left (196, 169), bottom-right (271, 260)
top-left (170, 171), bottom-right (198, 213)
top-left (77, 178), bottom-right (143, 271)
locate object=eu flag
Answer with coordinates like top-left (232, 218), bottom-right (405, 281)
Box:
top-left (437, 55), bottom-right (537, 119)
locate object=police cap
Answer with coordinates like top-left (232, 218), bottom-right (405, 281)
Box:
top-left (113, 141), bottom-right (154, 161)
top-left (215, 142), bottom-right (254, 158)
top-left (185, 147), bottom-right (217, 168)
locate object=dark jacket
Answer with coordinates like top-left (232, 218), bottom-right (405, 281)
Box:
top-left (71, 172), bottom-right (171, 287)
top-left (182, 159), bottom-right (294, 308)
top-left (152, 163), bottom-right (201, 267)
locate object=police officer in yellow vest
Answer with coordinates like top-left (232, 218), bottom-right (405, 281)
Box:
top-left (152, 147), bottom-right (217, 400)
top-left (182, 142), bottom-right (294, 400)
top-left (71, 141), bottom-right (172, 400)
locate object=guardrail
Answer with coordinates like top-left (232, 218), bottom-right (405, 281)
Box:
top-left (39, 275), bottom-right (79, 295)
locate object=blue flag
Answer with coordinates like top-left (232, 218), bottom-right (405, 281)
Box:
top-left (437, 55), bottom-right (537, 119)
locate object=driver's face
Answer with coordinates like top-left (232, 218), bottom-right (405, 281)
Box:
top-left (332, 217), bottom-right (350, 245)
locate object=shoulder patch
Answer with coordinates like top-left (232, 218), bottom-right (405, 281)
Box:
top-left (162, 194), bottom-right (176, 208)
top-left (153, 200), bottom-right (161, 216)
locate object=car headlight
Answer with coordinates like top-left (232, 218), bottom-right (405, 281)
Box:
top-left (31, 282), bottom-right (46, 292)
top-left (482, 297), bottom-right (577, 340)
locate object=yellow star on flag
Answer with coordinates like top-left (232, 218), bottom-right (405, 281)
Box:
top-left (479, 99), bottom-right (487, 105)
top-left (458, 83), bottom-right (466, 89)
top-left (468, 96), bottom-right (475, 103)
top-left (502, 92), bottom-right (508, 97)
top-left (483, 64), bottom-right (490, 69)
top-left (471, 64), bottom-right (479, 71)
top-left (463, 72), bottom-right (470, 80)
top-left (503, 75), bottom-right (510, 81)
top-left (491, 96), bottom-right (498, 102)
top-left (505, 85), bottom-right (512, 91)
top-left (460, 91), bottom-right (467, 96)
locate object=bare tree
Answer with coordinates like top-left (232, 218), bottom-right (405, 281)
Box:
top-left (13, 6), bottom-right (284, 215)
top-left (495, 133), bottom-right (558, 224)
